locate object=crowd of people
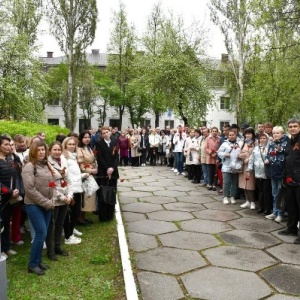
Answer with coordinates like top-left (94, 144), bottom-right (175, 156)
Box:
top-left (1, 119), bottom-right (300, 276)
top-left (0, 126), bottom-right (119, 275)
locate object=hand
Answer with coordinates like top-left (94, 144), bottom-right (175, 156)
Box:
top-left (85, 173), bottom-right (90, 179)
top-left (12, 189), bottom-right (19, 197)
top-left (91, 168), bottom-right (98, 175)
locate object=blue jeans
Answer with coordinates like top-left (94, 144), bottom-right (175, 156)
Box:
top-left (175, 152), bottom-right (183, 173)
top-left (26, 204), bottom-right (51, 268)
top-left (271, 179), bottom-right (283, 216)
top-left (223, 172), bottom-right (239, 198)
top-left (201, 163), bottom-right (208, 184)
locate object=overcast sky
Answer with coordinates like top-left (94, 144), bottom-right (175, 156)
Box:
top-left (37, 0), bottom-right (226, 59)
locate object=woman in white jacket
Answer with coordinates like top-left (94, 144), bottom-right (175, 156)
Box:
top-left (62, 137), bottom-right (89, 245)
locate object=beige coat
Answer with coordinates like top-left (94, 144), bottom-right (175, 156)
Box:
top-left (130, 134), bottom-right (141, 158)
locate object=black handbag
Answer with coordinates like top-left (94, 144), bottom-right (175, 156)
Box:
top-left (99, 185), bottom-right (117, 205)
top-left (277, 183), bottom-right (286, 211)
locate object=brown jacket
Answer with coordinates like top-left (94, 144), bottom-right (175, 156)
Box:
top-left (22, 161), bottom-right (54, 210)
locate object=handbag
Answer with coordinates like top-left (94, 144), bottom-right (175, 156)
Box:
top-left (98, 185), bottom-right (117, 205)
top-left (8, 177), bottom-right (23, 205)
top-left (82, 176), bottom-right (99, 197)
top-left (277, 183), bottom-right (286, 211)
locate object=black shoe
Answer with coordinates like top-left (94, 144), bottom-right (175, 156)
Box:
top-left (264, 210), bottom-right (271, 215)
top-left (84, 218), bottom-right (94, 224)
top-left (278, 229), bottom-right (298, 236)
top-left (47, 252), bottom-right (58, 261)
top-left (55, 248), bottom-right (69, 256)
top-left (39, 262), bottom-right (50, 270)
top-left (28, 266), bottom-right (45, 275)
top-left (257, 209), bottom-right (264, 214)
top-left (294, 237), bottom-right (300, 244)
top-left (212, 186), bottom-right (216, 191)
top-left (77, 220), bottom-right (91, 226)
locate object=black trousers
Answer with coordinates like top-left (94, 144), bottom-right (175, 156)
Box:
top-left (150, 147), bottom-right (158, 165)
top-left (286, 185), bottom-right (300, 234)
top-left (256, 178), bottom-right (272, 211)
top-left (140, 149), bottom-right (147, 165)
top-left (0, 199), bottom-right (13, 252)
top-left (193, 164), bottom-right (202, 183)
top-left (207, 164), bottom-right (217, 186)
top-left (97, 178), bottom-right (117, 222)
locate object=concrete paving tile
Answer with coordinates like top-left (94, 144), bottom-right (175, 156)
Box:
top-left (266, 295), bottom-right (300, 299)
top-left (136, 247), bottom-right (206, 274)
top-left (147, 210), bottom-right (194, 222)
top-left (203, 245), bottom-right (277, 271)
top-left (228, 217), bottom-right (283, 232)
top-left (138, 196), bottom-right (176, 204)
top-left (153, 190), bottom-right (188, 197)
top-left (266, 244), bottom-right (300, 265)
top-left (122, 212), bottom-right (146, 222)
top-left (118, 196), bottom-right (138, 204)
top-left (163, 202), bottom-right (205, 212)
top-left (117, 180), bottom-right (145, 187)
top-left (204, 201), bottom-right (243, 211)
top-left (126, 219), bottom-right (178, 235)
top-left (122, 202), bottom-right (162, 213)
top-left (181, 219), bottom-right (233, 234)
top-left (271, 229), bottom-right (299, 243)
top-left (181, 267), bottom-right (272, 299)
top-left (132, 185), bottom-right (165, 192)
top-left (117, 186), bottom-right (132, 192)
top-left (122, 191), bottom-right (153, 198)
top-left (137, 272), bottom-right (184, 300)
top-left (237, 208), bottom-right (273, 219)
top-left (164, 185), bottom-right (194, 192)
top-left (176, 195), bottom-right (215, 204)
top-left (130, 177), bottom-right (158, 183)
top-left (219, 229), bottom-right (281, 249)
top-left (159, 231), bottom-right (220, 250)
top-left (260, 264), bottom-right (300, 295)
top-left (193, 209), bottom-right (240, 221)
top-left (128, 232), bottom-right (158, 252)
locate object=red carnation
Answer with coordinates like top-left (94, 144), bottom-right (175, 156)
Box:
top-left (211, 149), bottom-right (215, 154)
top-left (84, 164), bottom-right (91, 169)
top-left (93, 150), bottom-right (98, 155)
top-left (286, 177), bottom-right (293, 184)
top-left (120, 178), bottom-right (125, 182)
top-left (1, 186), bottom-right (9, 194)
top-left (61, 181), bottom-right (67, 188)
top-left (245, 176), bottom-right (249, 181)
top-left (270, 150), bottom-right (276, 156)
top-left (48, 182), bottom-right (56, 188)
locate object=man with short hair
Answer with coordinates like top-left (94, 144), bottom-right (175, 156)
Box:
top-left (279, 118), bottom-right (300, 243)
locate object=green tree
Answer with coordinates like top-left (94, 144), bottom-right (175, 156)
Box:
top-left (47, 0), bottom-right (97, 130)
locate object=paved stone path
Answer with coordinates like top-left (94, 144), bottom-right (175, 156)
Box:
top-left (118, 166), bottom-right (300, 300)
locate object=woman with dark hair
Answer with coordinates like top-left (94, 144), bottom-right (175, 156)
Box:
top-left (22, 140), bottom-right (54, 275)
top-left (239, 127), bottom-right (257, 210)
top-left (46, 141), bottom-right (73, 260)
top-left (77, 130), bottom-right (98, 224)
top-left (118, 131), bottom-right (130, 166)
top-left (139, 128), bottom-right (149, 167)
top-left (0, 135), bottom-right (20, 258)
top-left (158, 130), bottom-right (169, 166)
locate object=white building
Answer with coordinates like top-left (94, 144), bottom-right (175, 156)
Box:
top-left (41, 50), bottom-right (236, 132)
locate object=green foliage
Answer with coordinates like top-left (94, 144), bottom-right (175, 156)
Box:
top-left (0, 120), bottom-right (69, 144)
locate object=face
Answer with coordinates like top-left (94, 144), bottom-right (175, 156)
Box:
top-left (37, 146), bottom-right (46, 160)
top-left (40, 133), bottom-right (46, 140)
top-left (265, 126), bottom-right (272, 134)
top-left (228, 132), bottom-right (236, 141)
top-left (50, 144), bottom-right (62, 159)
top-left (102, 129), bottom-right (111, 140)
top-left (10, 141), bottom-right (15, 154)
top-left (245, 132), bottom-right (253, 140)
top-left (0, 139), bottom-right (11, 155)
top-left (194, 131), bottom-right (199, 138)
top-left (288, 122), bottom-right (300, 137)
top-left (66, 139), bottom-right (76, 152)
top-left (258, 124), bottom-right (264, 132)
top-left (259, 136), bottom-right (267, 145)
top-left (82, 134), bottom-right (91, 145)
top-left (15, 139), bottom-right (27, 151)
top-left (223, 127), bottom-right (229, 136)
top-left (211, 128), bottom-right (218, 137)
top-left (273, 130), bottom-right (283, 141)
top-left (203, 129), bottom-right (209, 138)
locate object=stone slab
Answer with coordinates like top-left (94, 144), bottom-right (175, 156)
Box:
top-left (147, 210), bottom-right (194, 222)
top-left (219, 229), bottom-right (281, 249)
top-left (159, 231), bottom-right (220, 250)
top-left (122, 202), bottom-right (162, 213)
top-left (136, 247), bottom-right (206, 274)
top-left (132, 185), bottom-right (165, 192)
top-left (193, 209), bottom-right (240, 222)
top-left (266, 244), bottom-right (300, 265)
top-left (118, 196), bottom-right (138, 204)
top-left (181, 219), bottom-right (233, 234)
top-left (137, 272), bottom-right (184, 300)
top-left (164, 202), bottom-right (205, 212)
top-left (267, 295), bottom-right (300, 300)
top-left (122, 212), bottom-right (146, 222)
top-left (121, 191), bottom-right (153, 198)
top-left (203, 245), bottom-right (277, 271)
top-left (126, 219), bottom-right (178, 235)
top-left (229, 217), bottom-right (283, 232)
top-left (139, 196), bottom-right (176, 204)
top-left (128, 232), bottom-right (158, 252)
top-left (181, 267), bottom-right (272, 299)
top-left (117, 186), bottom-right (132, 192)
top-left (153, 190), bottom-right (188, 197)
top-left (164, 185), bottom-right (194, 192)
top-left (204, 201), bottom-right (243, 211)
top-left (177, 195), bottom-right (215, 204)
top-left (260, 264), bottom-right (300, 295)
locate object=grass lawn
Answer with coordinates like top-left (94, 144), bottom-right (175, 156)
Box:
top-left (6, 213), bottom-right (125, 300)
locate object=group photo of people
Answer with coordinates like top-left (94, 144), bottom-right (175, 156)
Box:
top-left (1, 117), bottom-right (300, 278)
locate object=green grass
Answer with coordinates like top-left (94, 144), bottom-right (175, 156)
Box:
top-left (6, 214), bottom-right (125, 300)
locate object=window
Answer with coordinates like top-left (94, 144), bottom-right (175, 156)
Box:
top-left (220, 121), bottom-right (230, 129)
top-left (109, 119), bottom-right (120, 129)
top-left (48, 99), bottom-right (60, 106)
top-left (220, 97), bottom-right (230, 110)
top-left (164, 120), bottom-right (174, 128)
top-left (79, 119), bottom-right (91, 132)
top-left (48, 119), bottom-right (59, 126)
top-left (140, 119), bottom-right (151, 128)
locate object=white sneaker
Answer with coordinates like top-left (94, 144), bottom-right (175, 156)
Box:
top-left (250, 202), bottom-right (256, 210)
top-left (240, 201), bottom-right (250, 208)
top-left (73, 228), bottom-right (83, 236)
top-left (171, 168), bottom-right (174, 171)
top-left (176, 172), bottom-right (180, 175)
top-left (230, 197), bottom-right (236, 204)
top-left (181, 172), bottom-right (186, 176)
top-left (173, 169), bottom-right (178, 173)
top-left (1, 252), bottom-right (8, 259)
top-left (223, 197), bottom-right (229, 205)
top-left (65, 235), bottom-right (81, 245)
top-left (6, 249), bottom-right (17, 256)
top-left (274, 216), bottom-right (283, 223)
top-left (265, 213), bottom-right (276, 220)
top-left (43, 242), bottom-right (47, 249)
top-left (14, 240), bottom-right (24, 246)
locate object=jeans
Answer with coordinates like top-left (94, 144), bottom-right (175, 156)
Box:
top-left (222, 172), bottom-right (239, 198)
top-left (175, 152), bottom-right (183, 173)
top-left (271, 179), bottom-right (283, 216)
top-left (201, 163), bottom-right (209, 184)
top-left (25, 204), bottom-right (51, 268)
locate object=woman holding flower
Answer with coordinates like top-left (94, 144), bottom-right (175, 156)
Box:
top-left (22, 140), bottom-right (54, 275)
top-left (265, 126), bottom-right (289, 223)
top-left (46, 141), bottom-right (73, 260)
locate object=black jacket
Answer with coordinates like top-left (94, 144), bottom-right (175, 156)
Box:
top-left (285, 132), bottom-right (300, 183)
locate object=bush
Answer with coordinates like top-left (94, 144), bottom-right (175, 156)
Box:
top-left (0, 120), bottom-right (69, 144)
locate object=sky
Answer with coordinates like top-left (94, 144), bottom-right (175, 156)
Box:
top-left (37, 0), bottom-right (226, 59)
